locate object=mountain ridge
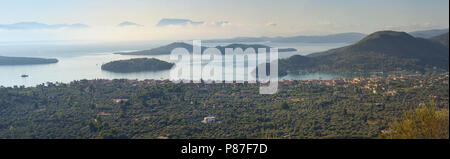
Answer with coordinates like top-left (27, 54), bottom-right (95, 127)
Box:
top-left (204, 32), bottom-right (367, 44)
top-left (278, 30), bottom-right (449, 75)
top-left (115, 42), bottom-right (297, 55)
top-left (409, 28), bottom-right (449, 38)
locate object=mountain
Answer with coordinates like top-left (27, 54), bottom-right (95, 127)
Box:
top-left (115, 42), bottom-right (208, 55)
top-left (271, 32), bottom-right (367, 43)
top-left (101, 58), bottom-right (174, 73)
top-left (0, 56), bottom-right (58, 65)
top-left (204, 37), bottom-right (273, 43)
top-left (278, 31), bottom-right (449, 75)
top-left (216, 44), bottom-right (297, 53)
top-left (204, 32), bottom-right (367, 44)
top-left (409, 28), bottom-right (449, 38)
top-left (430, 32), bottom-right (449, 48)
top-left (115, 42), bottom-right (297, 55)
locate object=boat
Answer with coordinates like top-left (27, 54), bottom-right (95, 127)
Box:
top-left (21, 74), bottom-right (29, 78)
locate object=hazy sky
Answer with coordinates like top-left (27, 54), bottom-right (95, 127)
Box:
top-left (0, 0), bottom-right (448, 42)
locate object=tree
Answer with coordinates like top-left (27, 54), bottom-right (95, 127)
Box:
top-left (280, 102), bottom-right (290, 110)
top-left (382, 102), bottom-right (449, 139)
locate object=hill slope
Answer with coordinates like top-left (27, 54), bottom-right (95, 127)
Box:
top-left (409, 28), bottom-right (449, 38)
top-left (115, 42), bottom-right (205, 55)
top-left (430, 32), bottom-right (449, 48)
top-left (279, 31), bottom-right (449, 74)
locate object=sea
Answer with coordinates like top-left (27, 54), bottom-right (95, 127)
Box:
top-left (0, 40), bottom-right (350, 87)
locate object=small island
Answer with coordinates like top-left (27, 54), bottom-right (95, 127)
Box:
top-left (101, 58), bottom-right (175, 73)
top-left (0, 56), bottom-right (58, 65)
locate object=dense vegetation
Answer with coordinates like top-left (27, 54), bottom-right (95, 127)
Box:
top-left (381, 102), bottom-right (449, 139)
top-left (277, 31), bottom-right (450, 75)
top-left (101, 58), bottom-right (174, 73)
top-left (115, 42), bottom-right (297, 55)
top-left (0, 73), bottom-right (448, 139)
top-left (0, 56), bottom-right (58, 65)
top-left (430, 32), bottom-right (449, 48)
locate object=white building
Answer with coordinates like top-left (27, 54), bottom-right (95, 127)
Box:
top-left (201, 117), bottom-right (217, 123)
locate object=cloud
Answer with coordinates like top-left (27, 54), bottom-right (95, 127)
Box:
top-left (0, 22), bottom-right (89, 30)
top-left (215, 21), bottom-right (230, 26)
top-left (117, 21), bottom-right (143, 27)
top-left (266, 22), bottom-right (277, 27)
top-left (156, 18), bottom-right (204, 27)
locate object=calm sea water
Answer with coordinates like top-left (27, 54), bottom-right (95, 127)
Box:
top-left (0, 41), bottom-right (349, 87)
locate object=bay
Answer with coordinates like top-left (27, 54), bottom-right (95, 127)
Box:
top-left (0, 42), bottom-right (349, 87)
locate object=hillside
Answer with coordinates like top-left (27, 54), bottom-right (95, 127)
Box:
top-left (101, 58), bottom-right (174, 73)
top-left (409, 28), bottom-right (449, 38)
top-left (0, 56), bottom-right (58, 65)
top-left (278, 31), bottom-right (449, 75)
top-left (116, 42), bottom-right (297, 55)
top-left (0, 75), bottom-right (447, 138)
top-left (430, 32), bottom-right (449, 48)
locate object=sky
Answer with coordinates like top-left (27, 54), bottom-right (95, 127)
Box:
top-left (0, 0), bottom-right (448, 42)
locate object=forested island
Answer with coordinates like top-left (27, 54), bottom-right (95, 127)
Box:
top-left (0, 56), bottom-right (58, 65)
top-left (101, 58), bottom-right (174, 73)
top-left (115, 42), bottom-right (297, 55)
top-left (0, 73), bottom-right (448, 139)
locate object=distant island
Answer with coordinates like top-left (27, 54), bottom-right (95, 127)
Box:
top-left (215, 44), bottom-right (298, 53)
top-left (268, 31), bottom-right (450, 76)
top-left (204, 32), bottom-right (367, 43)
top-left (115, 42), bottom-right (297, 56)
top-left (0, 56), bottom-right (58, 65)
top-left (203, 29), bottom-right (449, 44)
top-left (101, 58), bottom-right (174, 73)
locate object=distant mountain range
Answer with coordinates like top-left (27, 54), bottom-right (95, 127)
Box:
top-left (204, 29), bottom-right (450, 44)
top-left (204, 32), bottom-right (367, 44)
top-left (0, 56), bottom-right (58, 65)
top-left (409, 28), bottom-right (449, 38)
top-left (277, 31), bottom-right (449, 75)
top-left (115, 42), bottom-right (297, 55)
